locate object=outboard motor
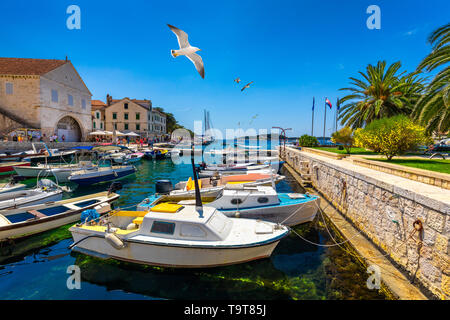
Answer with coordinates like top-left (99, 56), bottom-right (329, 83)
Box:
top-left (11, 175), bottom-right (26, 184)
top-left (155, 180), bottom-right (173, 194)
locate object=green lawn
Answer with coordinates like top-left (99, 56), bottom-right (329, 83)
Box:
top-left (367, 158), bottom-right (450, 174)
top-left (310, 147), bottom-right (379, 155)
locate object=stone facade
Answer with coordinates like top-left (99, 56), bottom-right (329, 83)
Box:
top-left (282, 147), bottom-right (450, 299)
top-left (0, 58), bottom-right (92, 141)
top-left (104, 98), bottom-right (150, 136)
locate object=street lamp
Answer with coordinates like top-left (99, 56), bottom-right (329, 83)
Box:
top-left (272, 127), bottom-right (292, 151)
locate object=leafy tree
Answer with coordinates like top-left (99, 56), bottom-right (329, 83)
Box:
top-left (413, 23), bottom-right (450, 134)
top-left (298, 134), bottom-right (319, 147)
top-left (339, 61), bottom-right (426, 128)
top-left (353, 115), bottom-right (430, 160)
top-left (331, 127), bottom-right (354, 153)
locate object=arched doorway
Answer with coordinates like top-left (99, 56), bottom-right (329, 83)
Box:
top-left (56, 116), bottom-right (82, 142)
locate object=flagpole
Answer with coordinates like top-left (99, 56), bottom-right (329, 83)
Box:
top-left (311, 97), bottom-right (315, 136)
top-left (323, 98), bottom-right (327, 145)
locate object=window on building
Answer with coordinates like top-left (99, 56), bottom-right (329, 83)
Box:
top-left (136, 124), bottom-right (140, 131)
top-left (124, 113), bottom-right (128, 120)
top-left (93, 122), bottom-right (96, 129)
top-left (68, 94), bottom-right (74, 106)
top-left (124, 103), bottom-right (128, 109)
top-left (136, 112), bottom-right (140, 120)
top-left (51, 89), bottom-right (58, 102)
top-left (82, 99), bottom-right (86, 110)
top-left (5, 82), bottom-right (13, 95)
top-left (114, 123), bottom-right (117, 130)
top-left (124, 123), bottom-right (129, 130)
top-left (96, 112), bottom-right (100, 119)
top-left (100, 123), bottom-right (103, 129)
top-left (112, 113), bottom-right (117, 120)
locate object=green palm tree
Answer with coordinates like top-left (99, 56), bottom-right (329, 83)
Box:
top-left (413, 23), bottom-right (450, 134)
top-left (338, 61), bottom-right (426, 129)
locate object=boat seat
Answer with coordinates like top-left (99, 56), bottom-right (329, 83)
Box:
top-left (27, 210), bottom-right (47, 219)
top-left (150, 203), bottom-right (184, 213)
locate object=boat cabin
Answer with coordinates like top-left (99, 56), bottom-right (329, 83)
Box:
top-left (91, 205), bottom-right (233, 242)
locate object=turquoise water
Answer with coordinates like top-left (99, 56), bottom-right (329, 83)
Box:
top-left (0, 142), bottom-right (388, 300)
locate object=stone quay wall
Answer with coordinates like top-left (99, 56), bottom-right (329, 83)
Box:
top-left (281, 147), bottom-right (449, 299)
top-left (0, 141), bottom-right (95, 152)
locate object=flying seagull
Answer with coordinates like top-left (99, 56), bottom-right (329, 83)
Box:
top-left (241, 81), bottom-right (253, 92)
top-left (234, 77), bottom-right (241, 84)
top-left (167, 24), bottom-right (205, 79)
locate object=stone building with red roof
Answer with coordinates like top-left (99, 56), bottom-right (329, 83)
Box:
top-left (0, 57), bottom-right (92, 141)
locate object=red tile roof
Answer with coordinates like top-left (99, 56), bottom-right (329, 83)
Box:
top-left (0, 58), bottom-right (69, 75)
top-left (91, 100), bottom-right (106, 109)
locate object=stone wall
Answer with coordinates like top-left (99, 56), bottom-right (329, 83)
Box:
top-left (282, 147), bottom-right (450, 299)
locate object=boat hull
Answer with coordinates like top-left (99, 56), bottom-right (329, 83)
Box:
top-left (220, 198), bottom-right (319, 226)
top-left (70, 230), bottom-right (282, 268)
top-left (0, 162), bottom-right (30, 175)
top-left (68, 167), bottom-right (136, 186)
top-left (0, 192), bottom-right (119, 241)
top-left (0, 191), bottom-right (63, 211)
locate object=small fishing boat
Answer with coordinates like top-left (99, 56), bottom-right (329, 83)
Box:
top-left (0, 179), bottom-right (64, 211)
top-left (69, 157), bottom-right (290, 268)
top-left (23, 146), bottom-right (77, 164)
top-left (138, 186), bottom-right (319, 226)
top-left (113, 153), bottom-right (144, 164)
top-left (68, 164), bottom-right (136, 186)
top-left (13, 161), bottom-right (96, 183)
top-left (144, 148), bottom-right (170, 160)
top-left (197, 167), bottom-right (276, 178)
top-left (169, 172), bottom-right (285, 197)
top-left (198, 161), bottom-right (284, 173)
top-left (0, 176), bottom-right (26, 194)
top-left (0, 161), bottom-right (30, 175)
top-left (68, 202), bottom-right (289, 268)
top-left (0, 189), bottom-right (120, 241)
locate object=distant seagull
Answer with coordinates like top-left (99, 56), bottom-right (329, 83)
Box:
top-left (167, 24), bottom-right (204, 79)
top-left (234, 77), bottom-right (241, 84)
top-left (241, 81), bottom-right (253, 92)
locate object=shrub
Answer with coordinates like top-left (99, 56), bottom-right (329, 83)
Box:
top-left (298, 134), bottom-right (319, 147)
top-left (354, 115), bottom-right (430, 160)
top-left (331, 127), bottom-right (354, 153)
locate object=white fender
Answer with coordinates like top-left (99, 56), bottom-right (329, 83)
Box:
top-left (105, 233), bottom-right (126, 249)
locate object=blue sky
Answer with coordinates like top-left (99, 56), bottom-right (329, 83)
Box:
top-left (0, 0), bottom-right (448, 137)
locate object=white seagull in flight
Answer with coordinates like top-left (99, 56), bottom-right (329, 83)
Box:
top-left (168, 24), bottom-right (205, 79)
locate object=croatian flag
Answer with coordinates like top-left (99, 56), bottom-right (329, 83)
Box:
top-left (325, 98), bottom-right (332, 109)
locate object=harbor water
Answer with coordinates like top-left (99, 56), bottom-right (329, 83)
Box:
top-left (0, 141), bottom-right (388, 300)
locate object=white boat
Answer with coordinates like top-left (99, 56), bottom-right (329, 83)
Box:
top-left (0, 180), bottom-right (26, 194)
top-left (198, 167), bottom-right (276, 178)
top-left (0, 190), bottom-right (120, 241)
top-left (0, 179), bottom-right (64, 211)
top-left (13, 161), bottom-right (96, 183)
top-left (113, 153), bottom-right (144, 164)
top-left (68, 204), bottom-right (290, 268)
top-left (138, 186), bottom-right (319, 226)
top-left (68, 164), bottom-right (136, 186)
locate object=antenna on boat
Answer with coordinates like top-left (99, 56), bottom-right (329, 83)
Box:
top-left (191, 144), bottom-right (204, 218)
